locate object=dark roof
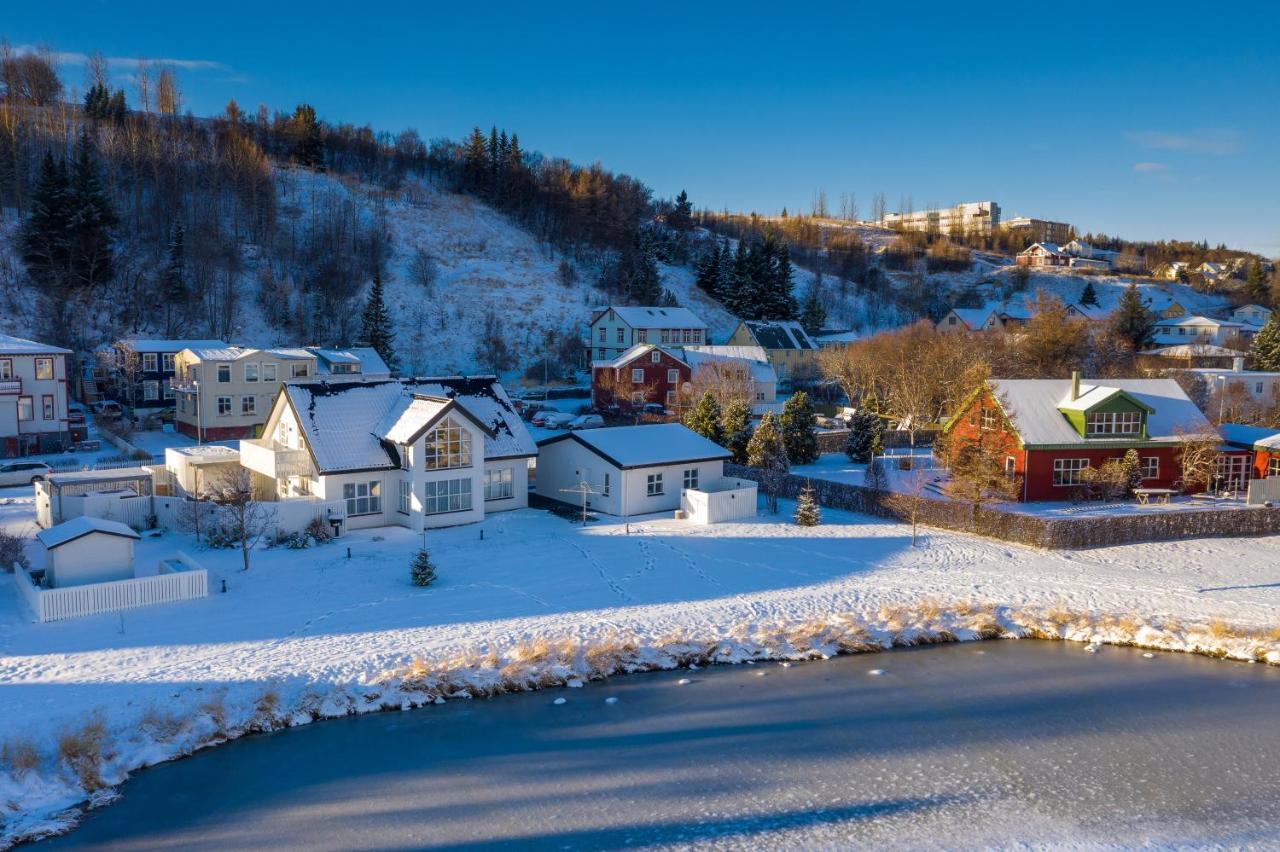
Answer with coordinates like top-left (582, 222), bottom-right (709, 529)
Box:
top-left (743, 321), bottom-right (817, 351)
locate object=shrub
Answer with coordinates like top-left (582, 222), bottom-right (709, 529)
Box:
top-left (2, 737), bottom-right (39, 776)
top-left (0, 527), bottom-right (31, 571)
top-left (864, 457), bottom-right (888, 494)
top-left (305, 515), bottom-right (334, 545)
top-left (58, 714), bottom-right (108, 791)
top-left (410, 548), bottom-right (436, 587)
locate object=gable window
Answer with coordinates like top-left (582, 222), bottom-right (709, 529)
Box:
top-left (143, 381), bottom-right (159, 401)
top-left (42, 395), bottom-right (55, 420)
top-left (17, 396), bottom-right (32, 421)
top-left (398, 479), bottom-right (412, 514)
top-left (217, 364), bottom-right (231, 383)
top-left (241, 396), bottom-right (256, 415)
top-left (142, 353), bottom-right (158, 372)
top-left (646, 472), bottom-right (663, 496)
top-left (667, 369), bottom-right (679, 383)
top-left (291, 363), bottom-right (309, 378)
top-left (245, 363), bottom-right (259, 383)
top-left (423, 417), bottom-right (472, 470)
top-left (980, 408), bottom-right (997, 430)
top-left (651, 351), bottom-right (661, 363)
top-left (484, 467), bottom-right (514, 501)
top-left (343, 480), bottom-right (382, 516)
top-left (34, 358), bottom-right (54, 380)
top-left (1052, 458), bottom-right (1090, 486)
top-left (423, 477), bottom-right (472, 514)
top-left (1141, 456), bottom-right (1159, 480)
top-left (163, 353), bottom-right (176, 372)
top-left (683, 468), bottom-right (699, 490)
top-left (631, 368), bottom-right (644, 384)
top-left (1085, 411), bottom-right (1141, 436)
top-left (216, 396), bottom-right (232, 415)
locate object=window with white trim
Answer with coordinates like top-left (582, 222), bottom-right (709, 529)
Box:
top-left (217, 364), bottom-right (231, 383)
top-left (163, 379), bottom-right (174, 400)
top-left (241, 395), bottom-right (256, 415)
top-left (41, 395), bottom-right (54, 420)
top-left (17, 396), bottom-right (32, 421)
top-left (1085, 410), bottom-right (1141, 436)
top-left (683, 468), bottom-right (699, 490)
top-left (616, 328), bottom-right (625, 344)
top-left (667, 369), bottom-right (678, 383)
top-left (216, 396), bottom-right (232, 415)
top-left (423, 417), bottom-right (472, 470)
top-left (980, 408), bottom-right (997, 430)
top-left (245, 363), bottom-right (259, 383)
top-left (143, 380), bottom-right (159, 401)
top-left (598, 327), bottom-right (606, 342)
top-left (142, 353), bottom-right (158, 372)
top-left (484, 467), bottom-right (514, 501)
top-left (666, 390), bottom-right (676, 406)
top-left (34, 358), bottom-right (53, 380)
top-left (631, 368), bottom-right (644, 384)
top-left (1271, 457), bottom-right (1280, 478)
top-left (637, 330), bottom-right (647, 343)
top-left (423, 477), bottom-right (472, 514)
top-left (1052, 458), bottom-right (1090, 486)
top-left (263, 363), bottom-right (277, 382)
top-left (163, 353), bottom-right (176, 372)
top-left (1141, 456), bottom-right (1159, 480)
top-left (651, 350), bottom-right (661, 363)
top-left (398, 479), bottom-right (412, 514)
top-left (647, 472), bottom-right (663, 496)
top-left (291, 363), bottom-right (309, 378)
top-left (0, 359), bottom-right (10, 379)
top-left (344, 480), bottom-right (382, 516)
top-left (602, 472), bottom-right (610, 496)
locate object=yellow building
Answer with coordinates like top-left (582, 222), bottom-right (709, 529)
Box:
top-left (725, 320), bottom-right (820, 384)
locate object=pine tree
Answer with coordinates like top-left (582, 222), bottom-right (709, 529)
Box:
top-left (1109, 282), bottom-right (1155, 351)
top-left (843, 409), bottom-right (883, 463)
top-left (668, 189), bottom-right (693, 231)
top-left (84, 83), bottom-right (111, 120)
top-left (747, 411), bottom-right (790, 513)
top-left (410, 548), bottom-right (436, 587)
top-left (289, 104), bottom-right (324, 169)
top-left (1245, 261), bottom-right (1268, 305)
top-left (793, 481), bottom-right (821, 526)
top-left (107, 89), bottom-right (128, 124)
top-left (721, 399), bottom-right (753, 464)
top-left (779, 391), bottom-right (819, 465)
top-left (462, 126), bottom-right (488, 190)
top-left (162, 222), bottom-right (188, 335)
top-left (627, 235), bottom-right (662, 304)
top-left (684, 392), bottom-right (724, 444)
top-left (65, 132), bottom-right (117, 292)
top-left (659, 288), bottom-right (678, 307)
top-left (360, 270), bottom-right (396, 370)
top-left (1079, 279), bottom-right (1099, 307)
top-left (1121, 449), bottom-right (1143, 495)
top-left (20, 152), bottom-right (71, 293)
top-left (1250, 311), bottom-right (1280, 371)
top-left (800, 284), bottom-right (826, 334)
top-left (768, 238), bottom-right (798, 320)
top-left (694, 243), bottom-right (722, 298)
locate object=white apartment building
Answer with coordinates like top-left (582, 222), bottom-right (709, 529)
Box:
top-left (172, 346), bottom-right (317, 441)
top-left (881, 201), bottom-right (1001, 235)
top-left (587, 306), bottom-right (709, 363)
top-left (0, 334), bottom-right (73, 458)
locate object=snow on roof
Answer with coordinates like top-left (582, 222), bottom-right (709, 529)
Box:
top-left (988, 378), bottom-right (1214, 445)
top-left (948, 308), bottom-right (998, 329)
top-left (538, 423), bottom-right (730, 470)
top-left (1070, 303), bottom-right (1110, 321)
top-left (679, 348), bottom-right (777, 384)
top-left (1021, 242), bottom-right (1064, 255)
top-left (379, 395), bottom-right (450, 445)
top-left (1188, 367), bottom-right (1280, 379)
top-left (0, 334), bottom-right (71, 356)
top-left (37, 516), bottom-right (139, 549)
top-left (310, 347), bottom-right (392, 376)
top-left (117, 338), bottom-right (229, 354)
top-left (595, 343), bottom-right (687, 370)
top-left (283, 377), bottom-right (535, 473)
top-left (1155, 315), bottom-right (1245, 328)
top-left (1139, 344), bottom-right (1245, 357)
top-left (185, 346), bottom-right (315, 362)
top-left (813, 330), bottom-right (862, 345)
top-left (600, 306), bottom-right (708, 330)
top-left (683, 344), bottom-right (770, 363)
top-left (743, 320), bottom-right (818, 351)
top-left (168, 444), bottom-right (240, 463)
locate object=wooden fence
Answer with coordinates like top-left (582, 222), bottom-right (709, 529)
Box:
top-left (15, 552), bottom-right (208, 623)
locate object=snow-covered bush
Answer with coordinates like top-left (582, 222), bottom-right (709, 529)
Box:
top-left (305, 515), bottom-right (333, 544)
top-left (794, 483), bottom-right (821, 526)
top-left (410, 548), bottom-right (436, 587)
top-left (843, 409), bottom-right (882, 463)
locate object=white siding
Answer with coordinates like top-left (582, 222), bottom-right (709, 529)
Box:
top-left (535, 438), bottom-right (726, 517)
top-left (46, 534), bottom-right (134, 588)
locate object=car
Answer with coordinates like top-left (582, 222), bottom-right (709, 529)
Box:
top-left (0, 461), bottom-right (53, 487)
top-left (641, 403), bottom-right (668, 417)
top-left (91, 400), bottom-right (124, 419)
top-left (534, 411), bottom-right (577, 429)
top-left (567, 414), bottom-right (604, 430)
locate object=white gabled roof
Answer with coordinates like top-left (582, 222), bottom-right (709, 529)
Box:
top-left (283, 377), bottom-right (535, 474)
top-left (679, 347), bottom-right (777, 384)
top-left (538, 423), bottom-right (731, 470)
top-left (379, 396), bottom-right (451, 445)
top-left (948, 308), bottom-right (999, 330)
top-left (988, 378), bottom-right (1215, 445)
top-left (599, 306), bottom-right (708, 330)
top-left (0, 334), bottom-right (72, 356)
top-left (37, 516), bottom-right (140, 549)
top-left (594, 343), bottom-right (687, 370)
top-left (1139, 344), bottom-right (1245, 357)
top-left (1155, 315), bottom-right (1245, 329)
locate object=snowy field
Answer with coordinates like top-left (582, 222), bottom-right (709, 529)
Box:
top-left (1, 486), bottom-right (1278, 844)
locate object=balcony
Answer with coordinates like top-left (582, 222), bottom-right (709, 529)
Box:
top-left (239, 438), bottom-right (311, 479)
top-left (0, 379), bottom-right (20, 396)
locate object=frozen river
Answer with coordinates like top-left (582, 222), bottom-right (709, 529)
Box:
top-left (46, 641), bottom-right (1280, 849)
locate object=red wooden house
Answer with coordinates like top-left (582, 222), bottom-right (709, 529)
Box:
top-left (943, 373), bottom-right (1246, 501)
top-left (591, 344), bottom-right (691, 413)
top-left (1221, 424), bottom-right (1280, 482)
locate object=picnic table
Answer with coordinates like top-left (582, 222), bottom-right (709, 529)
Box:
top-left (1134, 487), bottom-right (1175, 505)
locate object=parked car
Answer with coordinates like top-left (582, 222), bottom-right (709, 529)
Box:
top-left (91, 400), bottom-right (124, 419)
top-left (534, 411), bottom-right (577, 429)
top-left (0, 461), bottom-right (53, 487)
top-left (567, 414), bottom-right (604, 430)
top-left (67, 405), bottom-right (87, 425)
top-left (641, 403), bottom-right (668, 417)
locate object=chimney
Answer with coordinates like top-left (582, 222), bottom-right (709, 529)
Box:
top-left (1070, 370), bottom-right (1080, 401)
top-left (1233, 357), bottom-right (1244, 373)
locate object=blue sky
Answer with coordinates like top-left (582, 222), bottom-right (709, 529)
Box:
top-left (8, 2), bottom-right (1278, 254)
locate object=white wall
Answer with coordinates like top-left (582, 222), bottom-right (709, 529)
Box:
top-left (481, 458), bottom-right (530, 513)
top-left (46, 534), bottom-right (134, 588)
top-left (536, 439), bottom-right (726, 518)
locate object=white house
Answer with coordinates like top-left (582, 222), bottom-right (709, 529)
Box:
top-left (679, 345), bottom-right (779, 408)
top-left (588, 306), bottom-right (709, 363)
top-left (240, 377), bottom-right (536, 533)
top-left (1189, 361), bottom-right (1280, 407)
top-left (937, 307), bottom-right (1002, 333)
top-left (307, 347), bottom-right (393, 381)
top-left (1062, 240), bottom-right (1119, 264)
top-left (1, 334), bottom-right (73, 458)
top-left (536, 423), bottom-right (740, 517)
top-left (1230, 304), bottom-right (1273, 329)
top-left (36, 516), bottom-right (139, 588)
top-left (1152, 315), bottom-right (1251, 347)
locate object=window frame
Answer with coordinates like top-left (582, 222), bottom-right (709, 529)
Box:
top-left (291, 363), bottom-right (309, 378)
top-left (667, 368), bottom-right (679, 383)
top-left (216, 364), bottom-right (232, 383)
top-left (34, 358), bottom-right (53, 380)
top-left (683, 468), bottom-right (699, 491)
top-left (216, 395), bottom-right (232, 416)
top-left (1141, 456), bottom-right (1159, 480)
top-left (241, 395), bottom-right (256, 416)
top-left (1052, 458), bottom-right (1090, 486)
top-left (422, 477), bottom-right (473, 515)
top-left (631, 368), bottom-right (645, 384)
top-left (41, 394), bottom-right (55, 420)
top-left (398, 479), bottom-right (412, 514)
top-left (142, 353), bottom-right (158, 373)
top-left (484, 467), bottom-right (514, 501)
top-left (343, 480), bottom-right (383, 516)
top-left (646, 472), bottom-right (664, 496)
top-left (263, 363), bottom-right (278, 382)
top-left (162, 353), bottom-right (176, 372)
top-left (1084, 410), bottom-right (1142, 437)
top-left (423, 416), bottom-right (473, 470)
top-left (17, 396), bottom-right (33, 421)
top-left (142, 380), bottom-right (159, 401)
top-left (244, 363), bottom-right (259, 383)
top-left (0, 359), bottom-right (11, 380)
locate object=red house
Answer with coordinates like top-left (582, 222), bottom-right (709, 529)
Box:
top-left (591, 344), bottom-right (690, 413)
top-left (1221, 424), bottom-right (1280, 482)
top-left (943, 374), bottom-right (1245, 501)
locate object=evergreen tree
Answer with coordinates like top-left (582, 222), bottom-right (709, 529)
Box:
top-left (721, 399), bottom-right (753, 464)
top-left (107, 89), bottom-right (128, 124)
top-left (20, 152), bottom-right (71, 293)
top-left (84, 83), bottom-right (111, 120)
top-left (626, 235), bottom-right (662, 304)
top-left (410, 548), bottom-right (436, 587)
top-left (779, 391), bottom-right (819, 465)
top-left (747, 411), bottom-right (790, 513)
top-left (289, 104), bottom-right (324, 169)
top-left (1249, 311), bottom-right (1280, 371)
top-left (1109, 282), bottom-right (1155, 351)
top-left (843, 409), bottom-right (883, 463)
top-left (1121, 449), bottom-right (1143, 495)
top-left (658, 288), bottom-right (678, 307)
top-left (694, 243), bottom-right (722, 298)
top-left (1245, 261), bottom-right (1269, 305)
top-left (65, 132), bottom-right (117, 292)
top-left (793, 481), bottom-right (821, 526)
top-left (1079, 279), bottom-right (1099, 307)
top-left (462, 126), bottom-right (488, 189)
top-left (683, 392), bottom-right (724, 445)
top-left (767, 238), bottom-right (798, 320)
top-left (359, 270), bottom-right (396, 370)
top-left (800, 284), bottom-right (826, 334)
top-left (162, 222), bottom-right (187, 335)
top-left (668, 189), bottom-right (694, 231)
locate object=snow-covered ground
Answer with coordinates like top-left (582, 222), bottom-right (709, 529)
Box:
top-left (0, 484), bottom-right (1278, 845)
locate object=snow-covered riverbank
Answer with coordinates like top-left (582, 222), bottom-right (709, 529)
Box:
top-left (1, 487), bottom-right (1278, 846)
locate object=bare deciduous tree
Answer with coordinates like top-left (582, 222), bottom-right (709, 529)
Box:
top-left (207, 467), bottom-right (275, 571)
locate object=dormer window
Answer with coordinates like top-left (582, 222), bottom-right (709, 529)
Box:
top-left (1085, 411), bottom-right (1141, 436)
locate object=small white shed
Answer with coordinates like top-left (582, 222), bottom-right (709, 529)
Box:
top-left (536, 423), bottom-right (749, 518)
top-left (36, 516), bottom-right (140, 588)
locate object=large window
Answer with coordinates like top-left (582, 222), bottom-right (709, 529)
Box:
top-left (217, 364), bottom-right (231, 383)
top-left (291, 363), bottom-right (309, 378)
top-left (143, 381), bottom-right (159, 401)
top-left (631, 368), bottom-right (645, 384)
top-left (34, 358), bottom-right (53, 380)
top-left (424, 417), bottom-right (472, 470)
top-left (683, 468), bottom-right (699, 490)
top-left (142, 353), bottom-right (158, 372)
top-left (263, 363), bottom-right (278, 382)
top-left (485, 467), bottom-right (514, 501)
top-left (1141, 456), bottom-right (1159, 480)
top-left (245, 363), bottom-right (259, 383)
top-left (667, 369), bottom-right (679, 383)
top-left (241, 395), bottom-right (256, 415)
top-left (647, 472), bottom-right (663, 496)
top-left (344, 481), bottom-right (382, 516)
top-left (1052, 458), bottom-right (1090, 486)
top-left (424, 477), bottom-right (472, 514)
top-left (163, 353), bottom-right (176, 372)
top-left (17, 396), bottom-right (32, 421)
top-left (398, 479), bottom-right (412, 514)
top-left (216, 396), bottom-right (232, 416)
top-left (1085, 410), bottom-right (1141, 436)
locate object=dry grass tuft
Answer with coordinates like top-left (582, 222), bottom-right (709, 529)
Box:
top-left (200, 695), bottom-right (229, 739)
top-left (3, 737), bottom-right (40, 776)
top-left (138, 706), bottom-right (184, 741)
top-left (57, 715), bottom-right (108, 791)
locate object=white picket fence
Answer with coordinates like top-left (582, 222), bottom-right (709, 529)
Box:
top-left (15, 552), bottom-right (208, 623)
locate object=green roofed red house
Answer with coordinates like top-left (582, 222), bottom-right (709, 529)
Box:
top-left (942, 372), bottom-right (1250, 501)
